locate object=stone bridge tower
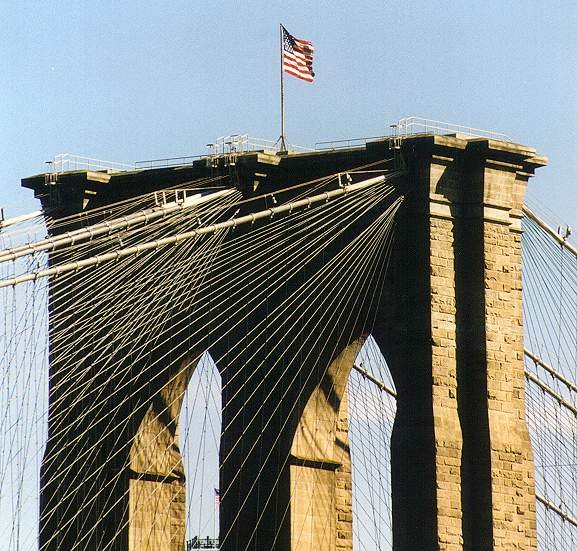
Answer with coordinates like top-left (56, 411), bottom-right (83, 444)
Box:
top-left (23, 134), bottom-right (546, 550)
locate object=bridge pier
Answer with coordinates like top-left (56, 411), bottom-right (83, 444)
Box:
top-left (28, 133), bottom-right (547, 551)
top-left (128, 354), bottom-right (197, 550)
top-left (373, 136), bottom-right (546, 550)
top-left (288, 340), bottom-right (357, 551)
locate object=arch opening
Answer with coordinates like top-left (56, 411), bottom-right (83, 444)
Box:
top-left (179, 351), bottom-right (222, 550)
top-left (350, 335), bottom-right (396, 551)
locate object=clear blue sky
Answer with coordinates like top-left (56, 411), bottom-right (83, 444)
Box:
top-left (1, 1), bottom-right (576, 222)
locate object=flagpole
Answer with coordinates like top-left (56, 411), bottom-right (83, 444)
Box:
top-left (279, 23), bottom-right (287, 152)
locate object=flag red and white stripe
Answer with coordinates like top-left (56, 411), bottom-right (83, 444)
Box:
top-left (282, 26), bottom-right (315, 83)
top-left (214, 488), bottom-right (220, 505)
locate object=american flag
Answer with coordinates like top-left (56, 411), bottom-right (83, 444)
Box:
top-left (282, 25), bottom-right (315, 83)
top-left (214, 488), bottom-right (220, 505)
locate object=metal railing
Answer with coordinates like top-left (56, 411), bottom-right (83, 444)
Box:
top-left (315, 135), bottom-right (389, 150)
top-left (134, 135), bottom-right (314, 170)
top-left (394, 116), bottom-right (511, 142)
top-left (47, 153), bottom-right (137, 174)
top-left (186, 536), bottom-right (219, 549)
top-left (211, 134), bottom-right (313, 155)
top-left (213, 134), bottom-right (273, 155)
top-left (46, 120), bottom-right (510, 173)
top-left (134, 154), bottom-right (204, 170)
top-left (316, 116), bottom-right (512, 151)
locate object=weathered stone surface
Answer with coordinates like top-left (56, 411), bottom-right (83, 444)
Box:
top-left (290, 341), bottom-right (360, 551)
top-left (371, 135), bottom-right (545, 551)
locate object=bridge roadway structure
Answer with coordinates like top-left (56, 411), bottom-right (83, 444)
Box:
top-left (21, 134), bottom-right (548, 550)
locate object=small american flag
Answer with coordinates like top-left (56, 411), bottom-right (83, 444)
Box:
top-left (282, 25), bottom-right (315, 83)
top-left (214, 488), bottom-right (220, 505)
